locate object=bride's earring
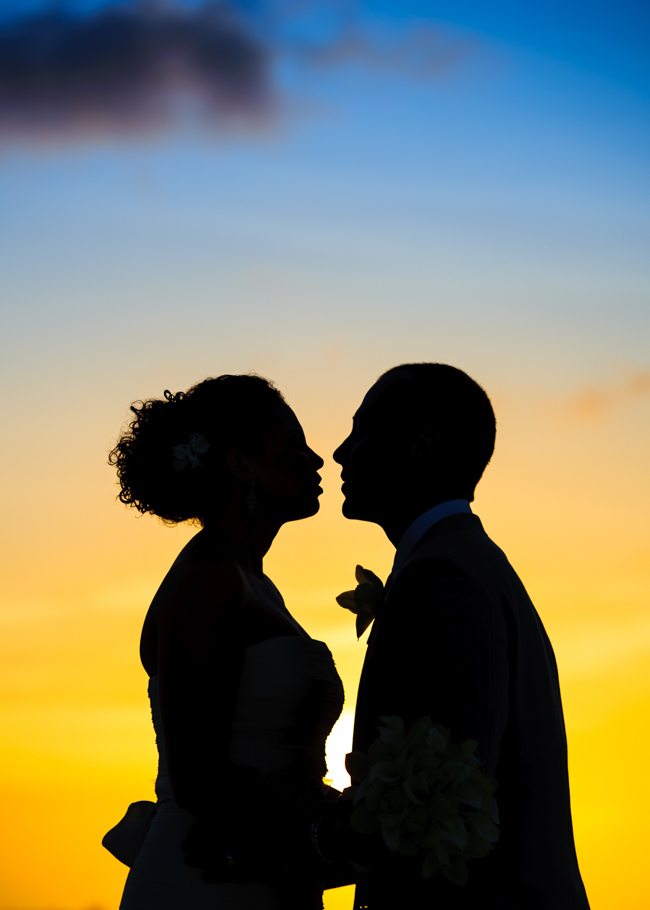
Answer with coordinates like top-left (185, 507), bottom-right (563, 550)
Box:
top-left (246, 483), bottom-right (257, 515)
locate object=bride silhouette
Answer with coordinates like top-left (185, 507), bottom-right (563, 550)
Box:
top-left (104, 375), bottom-right (344, 909)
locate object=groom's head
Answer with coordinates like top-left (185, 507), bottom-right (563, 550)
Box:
top-left (333, 363), bottom-right (496, 537)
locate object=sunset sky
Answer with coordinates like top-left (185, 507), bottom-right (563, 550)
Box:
top-left (1, 1), bottom-right (649, 908)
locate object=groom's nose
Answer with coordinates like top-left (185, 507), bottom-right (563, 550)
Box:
top-left (332, 436), bottom-right (349, 466)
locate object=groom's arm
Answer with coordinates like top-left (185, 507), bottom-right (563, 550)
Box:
top-left (366, 557), bottom-right (510, 777)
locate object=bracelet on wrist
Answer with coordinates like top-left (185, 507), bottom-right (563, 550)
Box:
top-left (310, 817), bottom-right (336, 864)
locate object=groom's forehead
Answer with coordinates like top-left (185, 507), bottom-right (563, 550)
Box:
top-left (356, 374), bottom-right (411, 423)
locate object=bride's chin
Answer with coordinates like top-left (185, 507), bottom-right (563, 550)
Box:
top-left (302, 498), bottom-right (321, 518)
top-left (272, 496), bottom-right (320, 524)
top-left (295, 496), bottom-right (321, 520)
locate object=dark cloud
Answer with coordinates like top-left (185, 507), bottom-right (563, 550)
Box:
top-left (0, 1), bottom-right (473, 144)
top-left (0, 1), bottom-right (274, 142)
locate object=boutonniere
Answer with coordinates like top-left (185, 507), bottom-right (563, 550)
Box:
top-left (336, 565), bottom-right (385, 639)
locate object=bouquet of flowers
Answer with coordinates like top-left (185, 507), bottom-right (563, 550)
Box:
top-left (343, 716), bottom-right (499, 885)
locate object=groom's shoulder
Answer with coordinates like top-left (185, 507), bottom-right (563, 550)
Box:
top-left (397, 512), bottom-right (523, 596)
top-left (411, 512), bottom-right (503, 563)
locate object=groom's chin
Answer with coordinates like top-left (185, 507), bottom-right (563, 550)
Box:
top-left (341, 496), bottom-right (370, 522)
top-left (340, 496), bottom-right (355, 519)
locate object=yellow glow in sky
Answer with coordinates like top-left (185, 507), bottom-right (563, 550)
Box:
top-left (1, 373), bottom-right (649, 908)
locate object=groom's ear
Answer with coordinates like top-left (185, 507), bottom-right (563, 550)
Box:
top-left (408, 426), bottom-right (440, 461)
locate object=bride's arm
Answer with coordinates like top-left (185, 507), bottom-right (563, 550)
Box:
top-left (156, 559), bottom-right (245, 818)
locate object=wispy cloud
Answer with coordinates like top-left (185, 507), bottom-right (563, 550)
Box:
top-left (0, 0), bottom-right (474, 145)
top-left (567, 371), bottom-right (650, 420)
top-left (295, 22), bottom-right (473, 79)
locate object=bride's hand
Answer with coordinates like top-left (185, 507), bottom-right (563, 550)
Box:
top-left (322, 782), bottom-right (342, 802)
top-left (182, 816), bottom-right (236, 882)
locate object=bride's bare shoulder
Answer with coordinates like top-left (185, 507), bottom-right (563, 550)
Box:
top-left (140, 538), bottom-right (243, 672)
top-left (155, 546), bottom-right (242, 616)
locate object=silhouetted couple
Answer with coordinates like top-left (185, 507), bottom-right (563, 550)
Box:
top-left (104, 364), bottom-right (590, 909)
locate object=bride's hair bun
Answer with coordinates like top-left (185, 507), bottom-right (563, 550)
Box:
top-left (109, 374), bottom-right (284, 524)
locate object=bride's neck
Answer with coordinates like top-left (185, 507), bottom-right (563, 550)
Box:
top-left (201, 509), bottom-right (280, 577)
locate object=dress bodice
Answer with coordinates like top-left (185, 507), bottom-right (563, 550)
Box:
top-left (228, 636), bottom-right (344, 780)
top-left (149, 636), bottom-right (344, 802)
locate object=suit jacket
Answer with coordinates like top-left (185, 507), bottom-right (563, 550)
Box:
top-left (352, 513), bottom-right (589, 910)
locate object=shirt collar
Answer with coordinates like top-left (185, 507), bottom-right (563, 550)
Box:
top-left (391, 500), bottom-right (472, 577)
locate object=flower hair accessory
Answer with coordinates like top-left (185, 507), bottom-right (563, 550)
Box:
top-left (172, 434), bottom-right (210, 472)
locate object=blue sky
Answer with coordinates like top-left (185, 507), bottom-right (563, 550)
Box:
top-left (1, 0), bottom-right (648, 398)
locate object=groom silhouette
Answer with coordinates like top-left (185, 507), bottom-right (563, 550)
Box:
top-left (333, 364), bottom-right (590, 910)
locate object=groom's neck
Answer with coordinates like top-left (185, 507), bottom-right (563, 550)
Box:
top-left (379, 501), bottom-right (440, 549)
top-left (378, 489), bottom-right (470, 548)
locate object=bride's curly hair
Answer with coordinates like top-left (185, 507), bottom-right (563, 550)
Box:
top-left (109, 374), bottom-right (285, 524)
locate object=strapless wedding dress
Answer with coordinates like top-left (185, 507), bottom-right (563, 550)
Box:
top-left (115, 636), bottom-right (344, 909)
